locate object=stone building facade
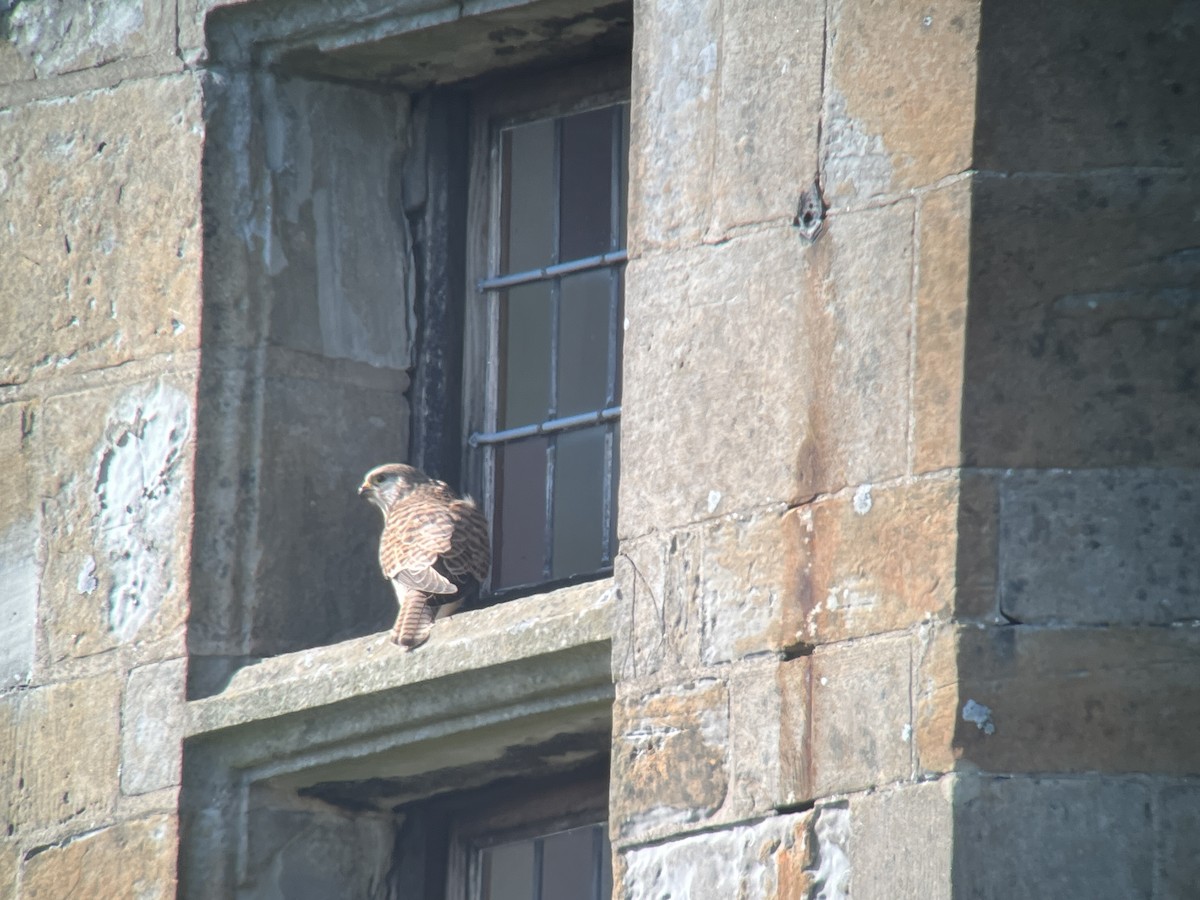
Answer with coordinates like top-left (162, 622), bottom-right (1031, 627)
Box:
top-left (2, 0), bottom-right (1198, 897)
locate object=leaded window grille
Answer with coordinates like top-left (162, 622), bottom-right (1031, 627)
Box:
top-left (470, 95), bottom-right (629, 594)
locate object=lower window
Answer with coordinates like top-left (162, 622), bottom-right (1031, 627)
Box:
top-left (477, 822), bottom-right (612, 900)
top-left (448, 777), bottom-right (612, 900)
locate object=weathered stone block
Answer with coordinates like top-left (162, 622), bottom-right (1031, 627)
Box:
top-left (952, 776), bottom-right (1152, 900)
top-left (0, 839), bottom-right (15, 899)
top-left (612, 532), bottom-right (700, 680)
top-left (824, 0), bottom-right (980, 204)
top-left (241, 790), bottom-right (393, 900)
top-left (615, 510), bottom-right (805, 679)
top-left (21, 814), bottom-right (177, 899)
top-left (247, 350), bottom-right (408, 655)
top-left (710, 0), bottom-right (824, 233)
top-left (850, 779), bottom-right (953, 900)
top-left (628, 0), bottom-right (720, 251)
top-left (0, 37), bottom-right (35, 86)
top-left (621, 207), bottom-right (912, 534)
top-left (797, 200), bottom-right (914, 498)
top-left (38, 378), bottom-right (194, 664)
top-left (3, 674), bottom-right (121, 834)
top-left (998, 468), bottom-right (1200, 625)
top-left (262, 75), bottom-right (413, 369)
top-left (0, 402), bottom-right (39, 688)
top-left (810, 635), bottom-right (911, 796)
top-left (912, 625), bottom-right (960, 776)
top-left (796, 474), bottom-right (988, 645)
top-left (619, 812), bottom-right (815, 898)
top-left (915, 625), bottom-right (1200, 776)
top-left (620, 228), bottom-right (813, 535)
top-left (954, 471), bottom-right (1000, 623)
top-left (121, 657), bottom-right (186, 795)
top-left (0, 76), bottom-right (202, 387)
top-left (913, 178), bottom-right (971, 472)
top-left (0, 1), bottom-right (176, 81)
top-left (962, 171), bottom-right (1200, 469)
top-left (728, 658), bottom-right (809, 816)
top-left (178, 0), bottom-right (242, 65)
top-left (612, 678), bottom-right (729, 841)
top-left (698, 508), bottom-right (805, 664)
top-left (975, 0), bottom-right (1200, 172)
top-left (1157, 782), bottom-right (1200, 897)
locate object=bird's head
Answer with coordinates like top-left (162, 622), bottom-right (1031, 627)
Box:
top-left (358, 463), bottom-right (430, 512)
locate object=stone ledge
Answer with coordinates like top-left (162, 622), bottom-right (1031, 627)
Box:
top-left (186, 578), bottom-right (616, 740)
top-left (181, 580), bottom-right (615, 899)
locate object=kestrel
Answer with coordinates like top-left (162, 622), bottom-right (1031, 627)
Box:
top-left (358, 463), bottom-right (491, 650)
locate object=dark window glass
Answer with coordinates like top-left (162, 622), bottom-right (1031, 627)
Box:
top-left (494, 437), bottom-right (549, 587)
top-left (479, 824), bottom-right (611, 900)
top-left (559, 107), bottom-right (616, 260)
top-left (502, 119), bottom-right (556, 273)
top-left (480, 840), bottom-right (535, 900)
top-left (557, 270), bottom-right (614, 418)
top-left (480, 100), bottom-right (628, 592)
top-left (501, 282), bottom-right (553, 428)
top-left (551, 426), bottom-right (608, 580)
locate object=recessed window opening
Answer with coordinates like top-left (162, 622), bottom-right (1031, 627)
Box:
top-left (472, 96), bottom-right (630, 598)
top-left (477, 821), bottom-right (613, 900)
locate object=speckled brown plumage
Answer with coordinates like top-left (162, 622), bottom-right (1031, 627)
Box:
top-left (359, 463), bottom-right (490, 650)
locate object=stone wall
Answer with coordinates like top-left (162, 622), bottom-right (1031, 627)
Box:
top-left (0, 1), bottom-right (203, 895)
top-left (2, 0), bottom-right (1198, 898)
top-left (611, 0), bottom-right (1200, 896)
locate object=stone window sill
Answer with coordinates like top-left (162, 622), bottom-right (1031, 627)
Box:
top-left (181, 580), bottom-right (615, 896)
top-left (183, 578), bottom-right (615, 793)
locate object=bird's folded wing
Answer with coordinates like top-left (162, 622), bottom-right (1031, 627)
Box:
top-left (443, 500), bottom-right (492, 582)
top-left (382, 504), bottom-right (458, 594)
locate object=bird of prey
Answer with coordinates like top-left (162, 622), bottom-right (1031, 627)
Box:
top-left (358, 463), bottom-right (491, 650)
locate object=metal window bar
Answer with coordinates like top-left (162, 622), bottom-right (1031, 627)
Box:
top-left (469, 405), bottom-right (622, 447)
top-left (476, 249), bottom-right (629, 292)
top-left (480, 103), bottom-right (628, 587)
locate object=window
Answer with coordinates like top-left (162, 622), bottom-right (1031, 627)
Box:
top-left (476, 823), bottom-right (613, 900)
top-left (447, 776), bottom-right (613, 900)
top-left (185, 4), bottom-right (629, 898)
top-left (466, 67), bottom-right (630, 597)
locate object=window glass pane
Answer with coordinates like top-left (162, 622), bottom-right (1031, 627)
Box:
top-left (501, 282), bottom-right (552, 429)
top-left (598, 825), bottom-right (613, 900)
top-left (495, 437), bottom-right (548, 588)
top-left (557, 270), bottom-right (614, 418)
top-left (485, 98), bottom-right (629, 594)
top-left (481, 840), bottom-right (535, 900)
top-left (551, 426), bottom-right (607, 579)
top-left (503, 118), bottom-right (556, 273)
top-left (559, 107), bottom-right (615, 261)
top-left (541, 826), bottom-right (602, 900)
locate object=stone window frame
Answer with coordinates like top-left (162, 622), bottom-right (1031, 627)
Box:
top-left (181, 2), bottom-right (631, 896)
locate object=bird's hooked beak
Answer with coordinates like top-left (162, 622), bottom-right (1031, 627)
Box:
top-left (357, 480), bottom-right (371, 497)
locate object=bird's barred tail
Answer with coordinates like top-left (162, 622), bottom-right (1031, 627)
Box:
top-left (392, 592), bottom-right (435, 650)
